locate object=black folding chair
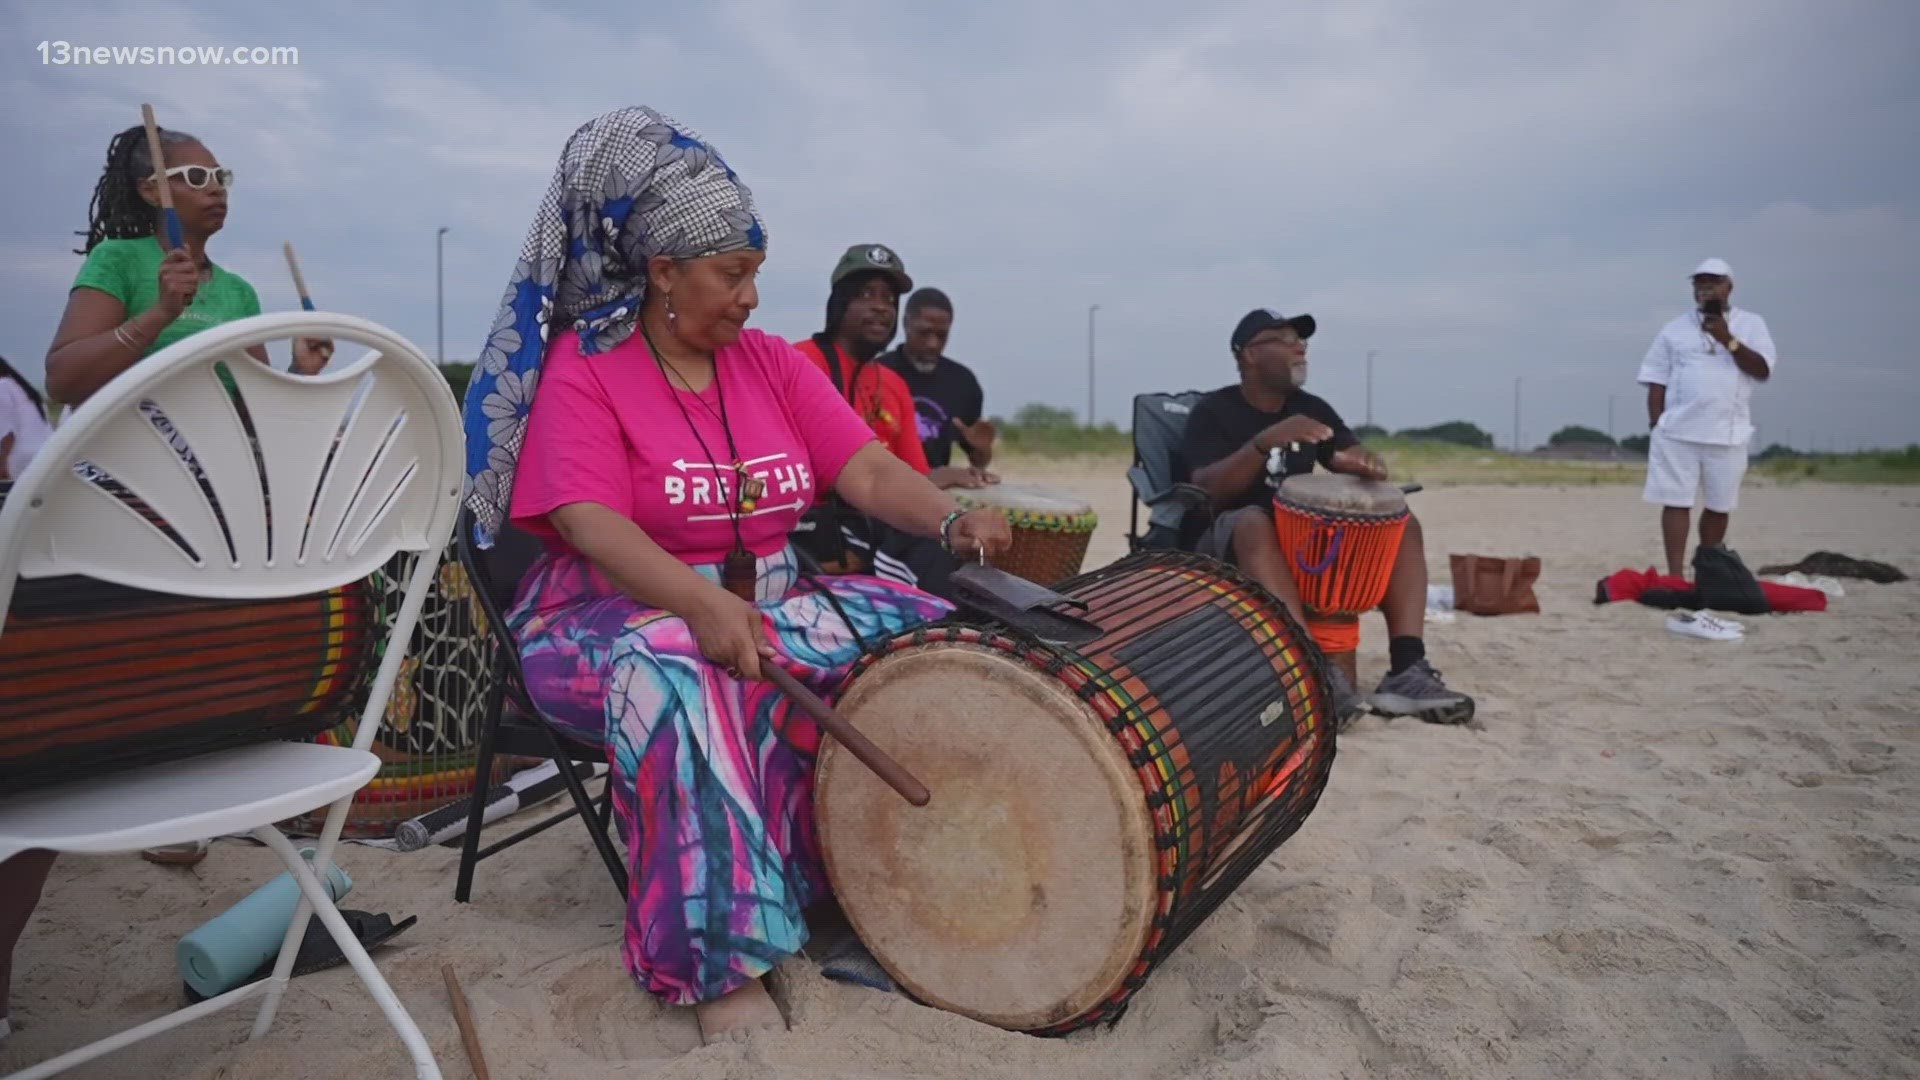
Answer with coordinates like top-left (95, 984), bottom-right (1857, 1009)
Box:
top-left (452, 509), bottom-right (628, 902)
top-left (1127, 390), bottom-right (1214, 553)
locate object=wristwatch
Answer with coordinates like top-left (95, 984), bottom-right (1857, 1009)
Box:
top-left (1725, 337), bottom-right (1742, 353)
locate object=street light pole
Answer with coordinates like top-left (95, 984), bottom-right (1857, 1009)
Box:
top-left (1512, 376), bottom-right (1522, 452)
top-left (1086, 303), bottom-right (1100, 427)
top-left (436, 226), bottom-right (449, 365)
top-left (1366, 350), bottom-right (1376, 427)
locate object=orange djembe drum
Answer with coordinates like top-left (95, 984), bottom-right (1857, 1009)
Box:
top-left (815, 550), bottom-right (1337, 1035)
top-left (1271, 473), bottom-right (1409, 677)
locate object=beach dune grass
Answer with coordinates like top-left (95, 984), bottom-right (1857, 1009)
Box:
top-left (995, 423), bottom-right (1920, 487)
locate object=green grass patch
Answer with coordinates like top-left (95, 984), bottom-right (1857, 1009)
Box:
top-left (1751, 445), bottom-right (1920, 484)
top-left (995, 422), bottom-right (1920, 487)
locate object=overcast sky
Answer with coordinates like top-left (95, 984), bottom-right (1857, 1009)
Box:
top-left (4, 0), bottom-right (1915, 451)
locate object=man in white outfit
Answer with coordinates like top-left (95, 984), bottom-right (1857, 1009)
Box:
top-left (1637, 258), bottom-right (1776, 576)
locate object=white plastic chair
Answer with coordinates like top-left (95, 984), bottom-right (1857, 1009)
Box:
top-left (0, 312), bottom-right (463, 1079)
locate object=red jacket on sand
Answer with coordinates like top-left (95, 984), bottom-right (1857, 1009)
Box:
top-left (1597, 567), bottom-right (1828, 613)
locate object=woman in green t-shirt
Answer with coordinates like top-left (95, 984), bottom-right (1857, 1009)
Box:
top-left (43, 124), bottom-right (335, 409)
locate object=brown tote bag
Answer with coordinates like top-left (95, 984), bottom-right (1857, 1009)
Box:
top-left (1449, 554), bottom-right (1542, 616)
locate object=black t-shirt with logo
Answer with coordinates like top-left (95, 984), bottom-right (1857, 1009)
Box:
top-left (1177, 385), bottom-right (1359, 513)
top-left (879, 350), bottom-right (985, 469)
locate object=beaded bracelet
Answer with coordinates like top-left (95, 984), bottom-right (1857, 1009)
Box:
top-left (938, 508), bottom-right (967, 555)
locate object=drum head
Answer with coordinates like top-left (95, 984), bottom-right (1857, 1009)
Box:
top-left (1277, 471), bottom-right (1406, 514)
top-left (952, 481), bottom-right (1094, 520)
top-left (816, 643), bottom-right (1156, 1031)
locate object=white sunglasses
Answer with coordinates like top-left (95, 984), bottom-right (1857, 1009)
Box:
top-left (164, 164), bottom-right (234, 190)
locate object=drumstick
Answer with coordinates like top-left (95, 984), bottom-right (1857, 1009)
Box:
top-left (441, 964), bottom-right (492, 1080)
top-left (140, 103), bottom-right (185, 250)
top-left (283, 242), bottom-right (316, 310)
top-left (762, 665), bottom-right (930, 807)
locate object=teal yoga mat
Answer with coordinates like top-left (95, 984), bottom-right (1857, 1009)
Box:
top-left (175, 848), bottom-right (352, 999)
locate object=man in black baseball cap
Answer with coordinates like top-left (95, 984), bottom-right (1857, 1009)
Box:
top-left (1230, 308), bottom-right (1317, 353)
top-left (1178, 307), bottom-right (1474, 727)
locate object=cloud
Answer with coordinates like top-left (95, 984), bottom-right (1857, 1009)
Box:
top-left (1, 0), bottom-right (1914, 453)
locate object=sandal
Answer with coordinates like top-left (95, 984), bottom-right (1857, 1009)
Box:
top-left (818, 936), bottom-right (896, 994)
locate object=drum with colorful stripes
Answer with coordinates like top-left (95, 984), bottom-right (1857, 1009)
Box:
top-left (0, 573), bottom-right (375, 796)
top-left (814, 550), bottom-right (1337, 1034)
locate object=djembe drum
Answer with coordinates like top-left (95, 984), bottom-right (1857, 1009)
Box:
top-left (1270, 474), bottom-right (1409, 682)
top-left (950, 481), bottom-right (1098, 587)
top-left (814, 550), bottom-right (1337, 1034)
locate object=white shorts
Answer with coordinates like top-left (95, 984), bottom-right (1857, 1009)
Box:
top-left (1643, 431), bottom-right (1748, 512)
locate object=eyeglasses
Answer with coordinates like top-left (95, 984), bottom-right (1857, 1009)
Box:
top-left (164, 165), bottom-right (234, 190)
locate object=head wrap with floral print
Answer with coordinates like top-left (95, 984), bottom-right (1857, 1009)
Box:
top-left (461, 105), bottom-right (766, 547)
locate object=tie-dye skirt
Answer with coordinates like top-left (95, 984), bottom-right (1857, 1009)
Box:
top-left (506, 544), bottom-right (951, 1005)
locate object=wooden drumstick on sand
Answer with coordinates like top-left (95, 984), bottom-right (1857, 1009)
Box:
top-left (283, 242), bottom-right (316, 310)
top-left (762, 665), bottom-right (930, 807)
top-left (139, 103), bottom-right (185, 251)
top-left (441, 964), bottom-right (491, 1080)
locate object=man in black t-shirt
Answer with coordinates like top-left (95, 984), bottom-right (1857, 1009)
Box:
top-left (881, 287), bottom-right (997, 481)
top-left (1180, 308), bottom-right (1473, 727)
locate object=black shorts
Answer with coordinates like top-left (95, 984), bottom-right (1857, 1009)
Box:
top-left (1191, 504), bottom-right (1272, 567)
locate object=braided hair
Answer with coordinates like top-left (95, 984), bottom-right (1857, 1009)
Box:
top-left (75, 124), bottom-right (200, 255)
top-left (0, 356), bottom-right (45, 420)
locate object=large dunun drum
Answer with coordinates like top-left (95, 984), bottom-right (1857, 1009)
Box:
top-left (0, 574), bottom-right (376, 797)
top-left (814, 550), bottom-right (1337, 1034)
top-left (0, 520), bottom-right (505, 833)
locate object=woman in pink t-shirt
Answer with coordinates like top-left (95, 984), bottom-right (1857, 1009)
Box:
top-left (461, 106), bottom-right (1009, 1043)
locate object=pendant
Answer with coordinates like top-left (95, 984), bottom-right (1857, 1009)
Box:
top-left (734, 466), bottom-right (766, 515)
top-left (722, 547), bottom-right (756, 601)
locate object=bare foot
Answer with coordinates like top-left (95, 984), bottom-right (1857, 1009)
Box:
top-left (694, 978), bottom-right (784, 1045)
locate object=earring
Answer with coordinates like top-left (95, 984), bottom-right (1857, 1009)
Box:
top-left (664, 290), bottom-right (678, 328)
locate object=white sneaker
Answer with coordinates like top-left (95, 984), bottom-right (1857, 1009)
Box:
top-left (1667, 611), bottom-right (1743, 641)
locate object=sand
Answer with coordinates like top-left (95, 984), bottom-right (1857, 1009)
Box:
top-left (7, 471), bottom-right (1919, 1079)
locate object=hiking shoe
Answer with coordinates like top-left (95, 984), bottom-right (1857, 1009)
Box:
top-left (1326, 663), bottom-right (1369, 730)
top-left (1371, 659), bottom-right (1475, 725)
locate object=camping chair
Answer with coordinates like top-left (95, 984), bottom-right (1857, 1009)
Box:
top-left (0, 312), bottom-right (461, 1079)
top-left (451, 510), bottom-right (627, 903)
top-left (1126, 390), bottom-right (1214, 553)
